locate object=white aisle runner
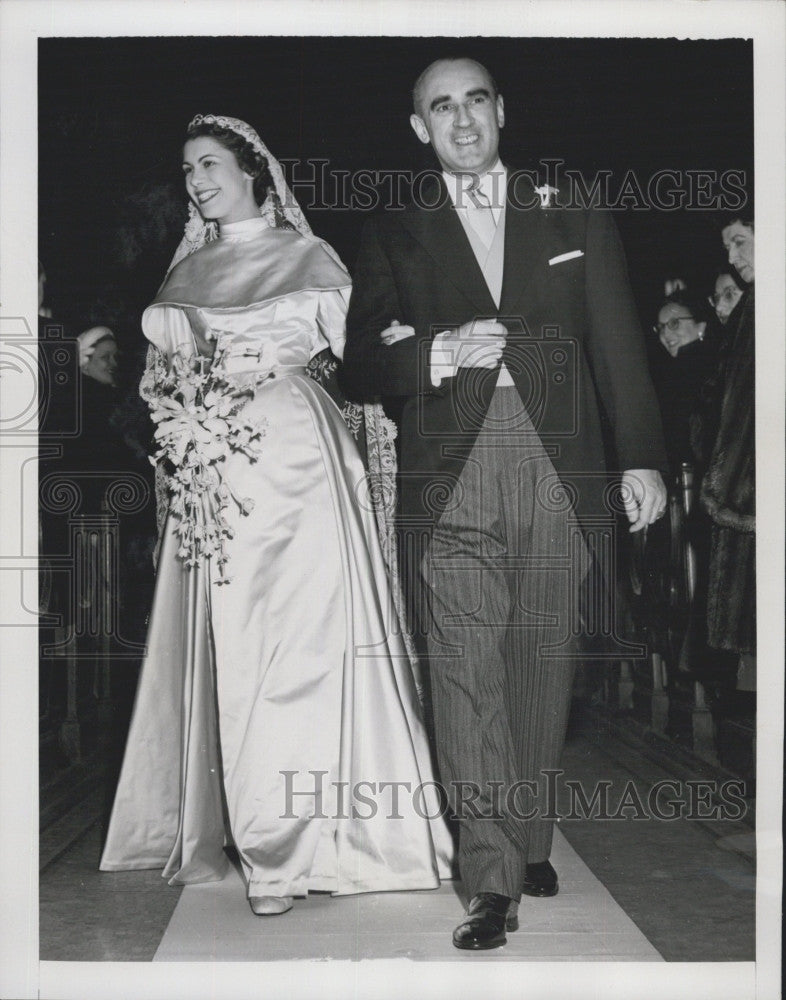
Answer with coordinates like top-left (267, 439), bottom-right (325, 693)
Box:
top-left (153, 829), bottom-right (662, 962)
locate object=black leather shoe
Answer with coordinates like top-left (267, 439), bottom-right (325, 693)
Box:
top-left (452, 892), bottom-right (513, 950)
top-left (522, 860), bottom-right (558, 897)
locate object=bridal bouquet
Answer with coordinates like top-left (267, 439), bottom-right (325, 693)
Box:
top-left (148, 344), bottom-right (266, 581)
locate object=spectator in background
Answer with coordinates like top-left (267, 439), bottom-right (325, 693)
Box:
top-left (64, 327), bottom-right (123, 513)
top-left (39, 288), bottom-right (155, 748)
top-left (701, 209), bottom-right (755, 690)
top-left (42, 318), bottom-right (155, 642)
top-left (651, 290), bottom-right (719, 479)
top-left (709, 271), bottom-right (744, 327)
top-left (640, 289), bottom-right (719, 692)
top-left (76, 327), bottom-right (156, 639)
top-left (78, 326), bottom-right (119, 387)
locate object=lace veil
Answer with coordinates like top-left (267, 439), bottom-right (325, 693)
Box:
top-left (165, 114), bottom-right (321, 272)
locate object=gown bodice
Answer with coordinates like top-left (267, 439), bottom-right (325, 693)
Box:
top-left (144, 285), bottom-right (350, 377)
top-left (142, 216), bottom-right (350, 374)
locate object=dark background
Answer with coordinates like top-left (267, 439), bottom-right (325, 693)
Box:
top-left (39, 35), bottom-right (753, 348)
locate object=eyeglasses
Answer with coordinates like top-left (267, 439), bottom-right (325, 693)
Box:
top-left (653, 315), bottom-right (694, 335)
top-left (709, 287), bottom-right (740, 306)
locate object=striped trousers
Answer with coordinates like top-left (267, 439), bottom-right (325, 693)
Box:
top-left (420, 386), bottom-right (586, 900)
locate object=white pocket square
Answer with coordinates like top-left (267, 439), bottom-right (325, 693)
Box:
top-left (549, 250), bottom-right (584, 266)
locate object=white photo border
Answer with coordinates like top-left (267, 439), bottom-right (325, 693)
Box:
top-left (1, 2), bottom-right (782, 999)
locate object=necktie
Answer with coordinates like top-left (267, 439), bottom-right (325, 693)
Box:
top-left (467, 180), bottom-right (497, 249)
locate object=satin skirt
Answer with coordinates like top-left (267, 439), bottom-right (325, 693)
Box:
top-left (100, 372), bottom-right (453, 896)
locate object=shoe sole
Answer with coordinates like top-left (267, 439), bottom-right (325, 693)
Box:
top-left (521, 884), bottom-right (558, 898)
top-left (453, 935), bottom-right (507, 950)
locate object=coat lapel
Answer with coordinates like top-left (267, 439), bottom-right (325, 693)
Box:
top-left (400, 176), bottom-right (498, 316)
top-left (499, 172), bottom-right (547, 318)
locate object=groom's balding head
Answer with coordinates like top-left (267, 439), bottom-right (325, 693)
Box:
top-left (410, 57), bottom-right (504, 176)
top-left (412, 58), bottom-right (498, 117)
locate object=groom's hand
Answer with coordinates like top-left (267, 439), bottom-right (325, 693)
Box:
top-left (380, 319), bottom-right (416, 345)
top-left (621, 469), bottom-right (668, 532)
top-left (443, 319), bottom-right (508, 370)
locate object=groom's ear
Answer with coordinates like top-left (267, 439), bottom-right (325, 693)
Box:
top-left (410, 114), bottom-right (430, 145)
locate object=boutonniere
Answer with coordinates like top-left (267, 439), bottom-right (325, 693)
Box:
top-left (534, 184), bottom-right (559, 208)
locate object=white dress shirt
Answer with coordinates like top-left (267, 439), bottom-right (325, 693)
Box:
top-left (430, 160), bottom-right (513, 386)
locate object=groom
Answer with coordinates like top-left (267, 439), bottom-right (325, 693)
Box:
top-left (343, 57), bottom-right (667, 950)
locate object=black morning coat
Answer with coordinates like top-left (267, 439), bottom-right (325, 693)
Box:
top-left (342, 171), bottom-right (668, 536)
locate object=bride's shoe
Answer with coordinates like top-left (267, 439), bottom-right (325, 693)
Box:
top-left (249, 895), bottom-right (293, 916)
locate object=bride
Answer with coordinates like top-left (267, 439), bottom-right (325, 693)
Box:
top-left (100, 114), bottom-right (452, 916)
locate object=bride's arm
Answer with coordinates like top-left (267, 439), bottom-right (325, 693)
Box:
top-left (314, 288), bottom-right (350, 361)
top-left (316, 290), bottom-right (415, 357)
top-left (183, 307), bottom-right (217, 358)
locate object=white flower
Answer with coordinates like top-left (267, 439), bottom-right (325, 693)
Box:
top-left (534, 184), bottom-right (559, 208)
top-left (148, 342), bottom-right (266, 581)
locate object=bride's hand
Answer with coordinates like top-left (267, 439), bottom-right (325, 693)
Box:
top-left (184, 307), bottom-right (217, 358)
top-left (380, 320), bottom-right (415, 346)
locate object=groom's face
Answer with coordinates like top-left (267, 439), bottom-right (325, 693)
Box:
top-left (410, 59), bottom-right (504, 176)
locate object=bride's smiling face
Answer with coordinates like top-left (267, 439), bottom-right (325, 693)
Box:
top-left (182, 136), bottom-right (258, 226)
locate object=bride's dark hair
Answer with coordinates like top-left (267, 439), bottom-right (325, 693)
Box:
top-left (185, 120), bottom-right (291, 228)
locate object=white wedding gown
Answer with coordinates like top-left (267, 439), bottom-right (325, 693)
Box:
top-left (100, 217), bottom-right (452, 898)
